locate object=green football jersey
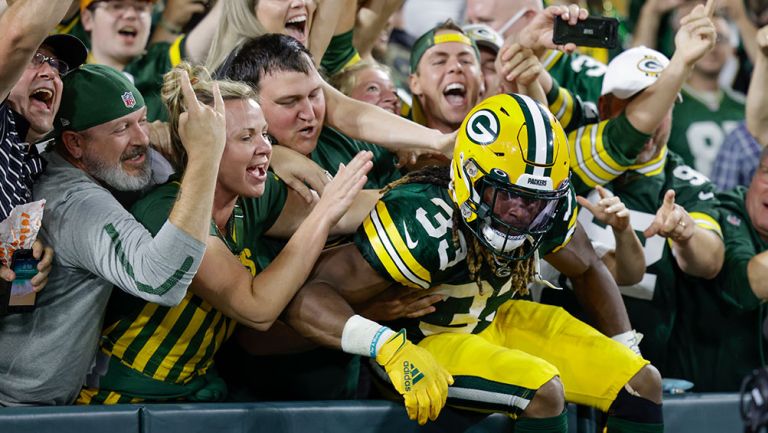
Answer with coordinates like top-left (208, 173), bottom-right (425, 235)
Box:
top-left (353, 181), bottom-right (577, 342)
top-left (666, 187), bottom-right (767, 391)
top-left (541, 50), bottom-right (607, 106)
top-left (123, 36), bottom-right (186, 122)
top-left (312, 126), bottom-right (402, 189)
top-left (96, 174), bottom-right (286, 398)
top-left (667, 85), bottom-right (745, 177)
top-left (542, 152), bottom-right (722, 371)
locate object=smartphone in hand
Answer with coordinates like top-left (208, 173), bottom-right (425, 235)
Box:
top-left (553, 16), bottom-right (619, 49)
top-left (7, 249), bottom-right (39, 312)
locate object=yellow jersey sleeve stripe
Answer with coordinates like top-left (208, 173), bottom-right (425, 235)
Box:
top-left (374, 202), bottom-right (431, 283)
top-left (55, 16), bottom-right (80, 34)
top-left (342, 52), bottom-right (362, 71)
top-left (169, 35), bottom-right (185, 67)
top-left (630, 147), bottom-right (667, 176)
top-left (363, 214), bottom-right (426, 288)
top-left (364, 203), bottom-right (431, 288)
top-left (556, 88), bottom-right (574, 129)
top-left (542, 50), bottom-right (564, 70)
top-left (690, 211), bottom-right (723, 238)
top-left (569, 121), bottom-right (626, 187)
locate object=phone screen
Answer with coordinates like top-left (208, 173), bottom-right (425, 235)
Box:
top-left (9, 253), bottom-right (38, 308)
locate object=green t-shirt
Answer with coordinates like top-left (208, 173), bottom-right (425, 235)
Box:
top-left (544, 152), bottom-right (721, 372)
top-left (666, 187), bottom-right (768, 391)
top-left (353, 181), bottom-right (577, 342)
top-left (95, 174), bottom-right (286, 400)
top-left (312, 126), bottom-right (402, 190)
top-left (667, 86), bottom-right (745, 177)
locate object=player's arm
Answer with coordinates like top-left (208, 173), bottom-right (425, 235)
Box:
top-left (188, 152), bottom-right (372, 330)
top-left (643, 189), bottom-right (724, 279)
top-left (746, 25), bottom-right (768, 146)
top-left (283, 243), bottom-right (452, 425)
top-left (0, 0), bottom-right (73, 101)
top-left (544, 222), bottom-right (633, 337)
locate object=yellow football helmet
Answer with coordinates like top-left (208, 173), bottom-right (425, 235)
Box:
top-left (450, 93), bottom-right (571, 260)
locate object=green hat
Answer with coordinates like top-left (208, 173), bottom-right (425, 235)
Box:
top-left (410, 25), bottom-right (480, 74)
top-left (55, 64), bottom-right (145, 134)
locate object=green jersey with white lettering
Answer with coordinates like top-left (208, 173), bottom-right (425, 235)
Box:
top-left (667, 85), bottom-right (745, 177)
top-left (353, 180), bottom-right (578, 342)
top-left (541, 151), bottom-right (721, 372)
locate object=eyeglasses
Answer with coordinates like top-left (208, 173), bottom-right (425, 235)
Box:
top-left (29, 52), bottom-right (70, 76)
top-left (92, 0), bottom-right (154, 15)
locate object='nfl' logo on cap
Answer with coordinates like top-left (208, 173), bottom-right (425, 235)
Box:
top-left (121, 91), bottom-right (136, 108)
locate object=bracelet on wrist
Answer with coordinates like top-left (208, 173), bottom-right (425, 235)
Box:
top-left (158, 18), bottom-right (183, 35)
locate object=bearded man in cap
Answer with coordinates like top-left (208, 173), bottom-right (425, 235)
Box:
top-left (0, 63), bottom-right (226, 406)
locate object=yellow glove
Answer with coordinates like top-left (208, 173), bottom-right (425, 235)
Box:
top-left (375, 329), bottom-right (454, 425)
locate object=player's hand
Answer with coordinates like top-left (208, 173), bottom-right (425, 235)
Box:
top-left (673, 0), bottom-right (718, 67)
top-left (515, 4), bottom-right (589, 55)
top-left (642, 189), bottom-right (695, 242)
top-left (376, 330), bottom-right (453, 425)
top-left (270, 145), bottom-right (332, 203)
top-left (355, 284), bottom-right (443, 321)
top-left (576, 185), bottom-right (631, 232)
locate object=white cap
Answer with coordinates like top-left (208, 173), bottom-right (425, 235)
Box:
top-left (462, 23), bottom-right (504, 54)
top-left (600, 46), bottom-right (671, 99)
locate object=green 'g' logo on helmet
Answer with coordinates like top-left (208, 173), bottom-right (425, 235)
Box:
top-left (466, 109), bottom-right (500, 145)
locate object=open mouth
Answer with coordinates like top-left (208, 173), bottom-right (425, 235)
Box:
top-left (121, 146), bottom-right (147, 164)
top-left (298, 125), bottom-right (316, 137)
top-left (443, 82), bottom-right (467, 107)
top-left (29, 87), bottom-right (54, 111)
top-left (118, 26), bottom-right (139, 43)
top-left (246, 162), bottom-right (268, 182)
top-left (285, 15), bottom-right (308, 43)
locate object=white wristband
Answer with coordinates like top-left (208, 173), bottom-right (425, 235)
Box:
top-left (612, 329), bottom-right (644, 356)
top-left (340, 314), bottom-right (395, 358)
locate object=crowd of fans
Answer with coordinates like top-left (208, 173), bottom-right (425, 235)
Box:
top-left (1, 0), bottom-right (767, 431)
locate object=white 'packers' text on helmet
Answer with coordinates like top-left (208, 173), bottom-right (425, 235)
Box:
top-left (449, 93), bottom-right (571, 260)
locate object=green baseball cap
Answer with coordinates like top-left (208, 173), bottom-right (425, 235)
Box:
top-left (55, 64), bottom-right (145, 135)
top-left (410, 24), bottom-right (480, 73)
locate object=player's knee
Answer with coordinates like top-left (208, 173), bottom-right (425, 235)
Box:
top-left (627, 364), bottom-right (662, 404)
top-left (523, 376), bottom-right (565, 418)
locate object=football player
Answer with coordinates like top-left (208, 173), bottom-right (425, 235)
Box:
top-left (283, 93), bottom-right (664, 432)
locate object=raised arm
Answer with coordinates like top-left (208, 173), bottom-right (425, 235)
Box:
top-left (643, 189), bottom-right (724, 279)
top-left (576, 185), bottom-right (645, 285)
top-left (625, 1), bottom-right (717, 134)
top-left (182, 0), bottom-right (224, 65)
top-left (354, 0), bottom-right (404, 59)
top-left (0, 0), bottom-right (74, 100)
top-left (308, 0), bottom-right (349, 62)
top-left (746, 25), bottom-right (768, 145)
top-left (631, 0), bottom-right (683, 49)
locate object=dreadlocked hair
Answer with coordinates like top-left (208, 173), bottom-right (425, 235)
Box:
top-left (383, 166), bottom-right (538, 296)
